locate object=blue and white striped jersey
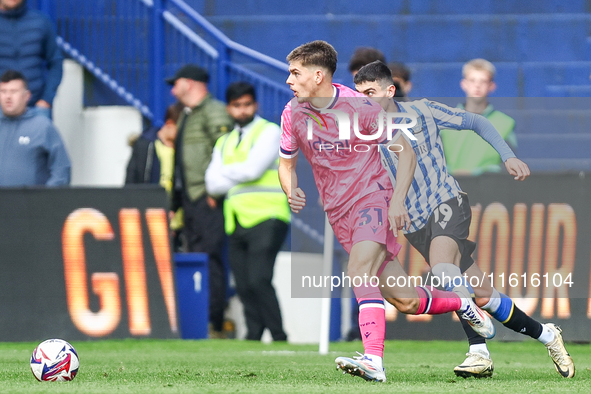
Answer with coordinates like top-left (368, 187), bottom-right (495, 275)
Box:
top-left (380, 99), bottom-right (467, 233)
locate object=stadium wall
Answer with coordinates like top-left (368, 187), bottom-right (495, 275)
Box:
top-left (53, 60), bottom-right (141, 186)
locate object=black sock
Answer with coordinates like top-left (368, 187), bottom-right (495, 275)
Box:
top-left (501, 304), bottom-right (543, 339)
top-left (457, 310), bottom-right (487, 345)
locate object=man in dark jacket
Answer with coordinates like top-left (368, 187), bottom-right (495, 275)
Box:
top-left (0, 70), bottom-right (70, 186)
top-left (168, 64), bottom-right (234, 338)
top-left (0, 0), bottom-right (63, 118)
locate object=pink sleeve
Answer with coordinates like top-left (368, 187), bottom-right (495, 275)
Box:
top-left (279, 104), bottom-right (299, 158)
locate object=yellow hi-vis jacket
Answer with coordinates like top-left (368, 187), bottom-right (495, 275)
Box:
top-left (216, 118), bottom-right (290, 235)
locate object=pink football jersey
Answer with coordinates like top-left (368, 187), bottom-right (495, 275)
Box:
top-left (280, 83), bottom-right (393, 223)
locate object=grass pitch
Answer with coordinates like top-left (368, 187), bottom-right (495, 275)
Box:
top-left (1, 339), bottom-right (589, 393)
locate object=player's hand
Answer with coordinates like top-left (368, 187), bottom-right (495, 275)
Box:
top-left (505, 158), bottom-right (530, 181)
top-left (388, 199), bottom-right (411, 232)
top-left (289, 188), bottom-right (306, 213)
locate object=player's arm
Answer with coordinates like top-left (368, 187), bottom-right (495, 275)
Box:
top-left (279, 104), bottom-right (306, 212)
top-left (463, 112), bottom-right (530, 181)
top-left (387, 136), bottom-right (416, 231)
top-left (429, 101), bottom-right (530, 181)
top-left (279, 155), bottom-right (306, 213)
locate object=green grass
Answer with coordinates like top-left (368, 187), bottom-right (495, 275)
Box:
top-left (1, 339), bottom-right (590, 393)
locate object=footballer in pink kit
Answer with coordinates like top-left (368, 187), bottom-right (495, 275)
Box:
top-left (279, 83), bottom-right (401, 261)
top-left (278, 40), bottom-right (495, 383)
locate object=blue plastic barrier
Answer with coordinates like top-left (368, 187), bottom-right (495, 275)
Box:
top-left (175, 252), bottom-right (209, 339)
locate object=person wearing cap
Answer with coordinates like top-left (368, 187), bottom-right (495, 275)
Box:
top-left (167, 64), bottom-right (234, 338)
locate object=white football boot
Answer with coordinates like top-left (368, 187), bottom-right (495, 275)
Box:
top-left (335, 352), bottom-right (386, 382)
top-left (460, 299), bottom-right (496, 339)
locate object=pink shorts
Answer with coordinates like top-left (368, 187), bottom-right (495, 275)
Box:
top-left (332, 190), bottom-right (402, 262)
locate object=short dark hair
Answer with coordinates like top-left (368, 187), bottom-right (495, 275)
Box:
top-left (0, 70), bottom-right (28, 89)
top-left (348, 47), bottom-right (386, 73)
top-left (225, 81), bottom-right (257, 103)
top-left (287, 40), bottom-right (337, 76)
top-left (388, 62), bottom-right (411, 82)
top-left (392, 80), bottom-right (406, 98)
top-left (353, 60), bottom-right (394, 89)
top-left (165, 101), bottom-right (184, 123)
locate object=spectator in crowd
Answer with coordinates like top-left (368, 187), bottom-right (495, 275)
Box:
top-left (125, 101), bottom-right (185, 251)
top-left (348, 47), bottom-right (386, 77)
top-left (388, 62), bottom-right (413, 96)
top-left (349, 48), bottom-right (407, 100)
top-left (206, 82), bottom-right (290, 342)
top-left (440, 58), bottom-right (517, 176)
top-left (167, 64), bottom-right (234, 338)
top-left (0, 70), bottom-right (70, 186)
top-left (125, 102), bottom-right (183, 185)
top-left (0, 0), bottom-right (63, 118)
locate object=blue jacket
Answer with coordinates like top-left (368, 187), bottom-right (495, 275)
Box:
top-left (0, 109), bottom-right (70, 186)
top-left (0, 2), bottom-right (63, 106)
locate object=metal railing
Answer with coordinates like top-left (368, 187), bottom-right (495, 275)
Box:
top-left (33, 0), bottom-right (292, 126)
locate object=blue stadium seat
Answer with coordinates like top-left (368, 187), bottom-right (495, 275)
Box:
top-left (187, 2), bottom-right (591, 172)
top-left (522, 62), bottom-right (591, 96)
top-left (506, 109), bottom-right (591, 134)
top-left (191, 0), bottom-right (587, 16)
top-left (517, 134), bottom-right (591, 158)
top-left (208, 14), bottom-right (591, 64)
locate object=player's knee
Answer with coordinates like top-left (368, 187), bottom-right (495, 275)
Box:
top-left (396, 298), bottom-right (420, 315)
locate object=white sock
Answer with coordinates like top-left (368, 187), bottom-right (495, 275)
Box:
top-left (482, 288), bottom-right (501, 313)
top-left (537, 324), bottom-right (556, 345)
top-left (469, 344), bottom-right (490, 358)
top-left (365, 354), bottom-right (383, 369)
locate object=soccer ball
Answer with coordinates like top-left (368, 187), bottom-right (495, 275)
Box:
top-left (30, 339), bottom-right (79, 381)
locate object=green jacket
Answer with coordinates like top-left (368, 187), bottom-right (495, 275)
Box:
top-left (178, 94), bottom-right (233, 201)
top-left (440, 104), bottom-right (517, 176)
